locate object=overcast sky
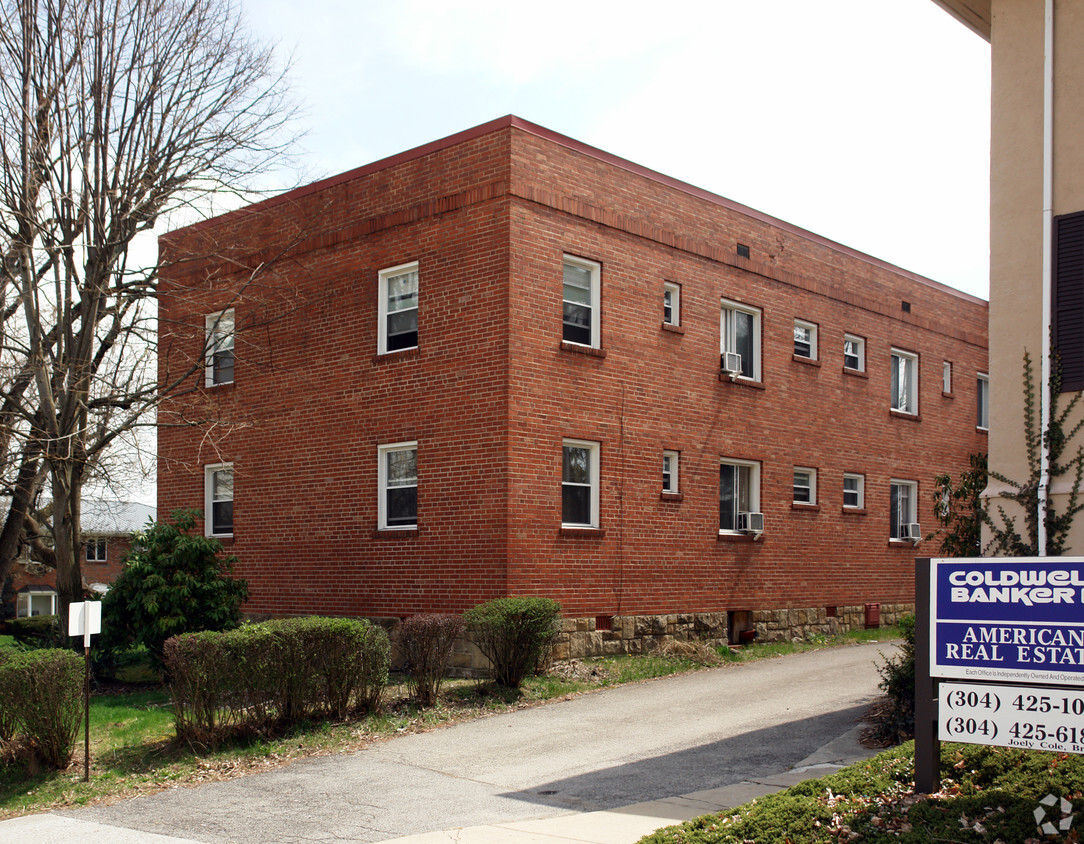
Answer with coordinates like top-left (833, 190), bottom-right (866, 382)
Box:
top-left (243, 0), bottom-right (991, 299)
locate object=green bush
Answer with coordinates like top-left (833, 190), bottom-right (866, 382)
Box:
top-left (9, 614), bottom-right (59, 648)
top-left (100, 510), bottom-right (248, 675)
top-left (0, 648), bottom-right (83, 770)
top-left (464, 597), bottom-right (561, 688)
top-left (399, 613), bottom-right (465, 705)
top-left (873, 613), bottom-right (916, 744)
top-left (0, 650), bottom-right (18, 747)
top-left (165, 616), bottom-right (390, 747)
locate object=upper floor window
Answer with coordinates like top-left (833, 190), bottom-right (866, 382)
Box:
top-left (378, 442), bottom-right (418, 529)
top-left (85, 539), bottom-right (107, 562)
top-left (663, 450), bottom-right (679, 494)
top-left (562, 439), bottom-right (600, 528)
top-left (891, 349), bottom-right (918, 414)
top-left (205, 463), bottom-right (234, 537)
top-left (562, 256), bottom-right (600, 348)
top-left (663, 282), bottom-right (680, 327)
top-left (720, 299), bottom-right (761, 381)
top-left (378, 262), bottom-right (419, 354)
top-left (843, 334), bottom-right (865, 371)
top-left (719, 458), bottom-right (760, 533)
top-left (793, 320), bottom-right (818, 360)
top-left (793, 468), bottom-right (817, 504)
top-left (943, 361), bottom-right (953, 394)
top-left (205, 309), bottom-right (235, 386)
top-left (843, 473), bottom-right (865, 509)
top-left (977, 373), bottom-right (990, 429)
top-left (890, 479), bottom-right (918, 541)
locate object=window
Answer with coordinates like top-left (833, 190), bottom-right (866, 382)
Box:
top-left (562, 256), bottom-right (600, 348)
top-left (943, 361), bottom-right (953, 394)
top-left (378, 262), bottom-right (419, 354)
top-left (16, 590), bottom-right (56, 618)
top-left (793, 468), bottom-right (816, 504)
top-left (663, 282), bottom-right (680, 327)
top-left (663, 450), bottom-right (679, 494)
top-left (205, 464), bottom-right (234, 537)
top-left (890, 480), bottom-right (918, 540)
top-left (378, 442), bottom-right (418, 529)
top-left (843, 334), bottom-right (865, 371)
top-left (85, 539), bottom-right (107, 562)
top-left (977, 373), bottom-right (989, 429)
top-left (793, 320), bottom-right (817, 360)
top-left (205, 310), bottom-right (235, 386)
top-left (562, 439), bottom-right (600, 527)
top-left (720, 299), bottom-right (761, 380)
top-left (891, 349), bottom-right (918, 414)
top-left (843, 474), bottom-right (865, 509)
top-left (719, 459), bottom-right (760, 533)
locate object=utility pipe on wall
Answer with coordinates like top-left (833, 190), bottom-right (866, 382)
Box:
top-left (1039, 0), bottom-right (1054, 556)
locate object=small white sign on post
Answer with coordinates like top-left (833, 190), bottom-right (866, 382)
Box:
top-left (68, 600), bottom-right (102, 648)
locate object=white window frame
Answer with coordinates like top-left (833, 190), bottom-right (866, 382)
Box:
top-left (793, 320), bottom-right (818, 360)
top-left (719, 458), bottom-right (761, 534)
top-left (378, 261), bottom-right (420, 355)
top-left (562, 255), bottom-right (601, 349)
top-left (205, 309), bottom-right (235, 387)
top-left (378, 441), bottom-right (418, 530)
top-left (663, 450), bottom-right (679, 494)
top-left (891, 348), bottom-right (919, 415)
top-left (562, 439), bottom-right (600, 528)
top-left (890, 479), bottom-right (918, 540)
top-left (16, 590), bottom-right (57, 618)
top-left (85, 538), bottom-right (107, 562)
top-left (977, 373), bottom-right (990, 430)
top-left (720, 299), bottom-right (762, 381)
top-left (663, 282), bottom-right (680, 327)
top-left (205, 463), bottom-right (234, 538)
top-left (843, 334), bottom-right (865, 371)
top-left (943, 361), bottom-right (953, 394)
top-left (843, 473), bottom-right (865, 510)
top-left (793, 467), bottom-right (817, 504)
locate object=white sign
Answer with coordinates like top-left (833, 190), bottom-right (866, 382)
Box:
top-left (68, 601), bottom-right (102, 647)
top-left (939, 681), bottom-right (1084, 754)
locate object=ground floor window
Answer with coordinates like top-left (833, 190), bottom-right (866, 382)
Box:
top-left (720, 459), bottom-right (760, 533)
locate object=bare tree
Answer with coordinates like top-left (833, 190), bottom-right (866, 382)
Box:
top-left (0, 0), bottom-right (294, 632)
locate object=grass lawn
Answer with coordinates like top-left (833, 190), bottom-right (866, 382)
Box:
top-left (0, 627), bottom-right (901, 819)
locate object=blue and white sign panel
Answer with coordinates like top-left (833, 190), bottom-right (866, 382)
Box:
top-left (932, 557), bottom-right (1084, 687)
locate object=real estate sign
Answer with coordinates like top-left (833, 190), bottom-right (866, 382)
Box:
top-left (931, 557), bottom-right (1084, 687)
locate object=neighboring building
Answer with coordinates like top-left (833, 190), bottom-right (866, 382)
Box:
top-left (932, 0), bottom-right (1084, 553)
top-left (157, 116), bottom-right (988, 655)
top-left (4, 500), bottom-right (155, 618)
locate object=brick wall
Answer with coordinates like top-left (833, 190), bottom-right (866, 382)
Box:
top-left (158, 116), bottom-right (988, 626)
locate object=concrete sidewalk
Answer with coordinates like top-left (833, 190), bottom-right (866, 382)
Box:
top-left (0, 723), bottom-right (877, 844)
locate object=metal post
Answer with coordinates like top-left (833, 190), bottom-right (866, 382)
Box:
top-left (84, 645), bottom-right (90, 782)
top-left (914, 558), bottom-right (939, 793)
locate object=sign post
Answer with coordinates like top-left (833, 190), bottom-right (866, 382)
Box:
top-left (68, 601), bottom-right (101, 783)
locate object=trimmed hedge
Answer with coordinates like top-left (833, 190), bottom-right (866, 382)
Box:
top-left (9, 614), bottom-right (59, 648)
top-left (0, 648), bottom-right (83, 769)
top-left (464, 597), bottom-right (561, 688)
top-left (165, 616), bottom-right (390, 747)
top-left (399, 613), bottom-right (464, 705)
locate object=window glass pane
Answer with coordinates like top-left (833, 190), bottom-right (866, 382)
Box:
top-left (735, 312), bottom-right (754, 378)
top-left (663, 290), bottom-right (673, 323)
top-left (562, 484), bottom-right (590, 525)
top-left (844, 339), bottom-right (859, 368)
top-left (794, 471), bottom-right (811, 502)
top-left (794, 325), bottom-right (811, 356)
top-left (890, 484), bottom-right (901, 537)
top-left (844, 476), bottom-right (860, 507)
top-left (213, 468), bottom-right (233, 499)
top-left (563, 446), bottom-right (589, 484)
top-left (213, 349), bottom-right (234, 384)
top-left (386, 487), bottom-right (417, 526)
top-left (737, 465), bottom-right (751, 513)
top-left (386, 449), bottom-right (417, 486)
top-left (212, 500), bottom-right (233, 534)
top-left (387, 270), bottom-right (418, 313)
top-left (892, 355), bottom-right (913, 412)
top-left (719, 464), bottom-right (736, 531)
top-left (562, 302), bottom-right (591, 345)
top-left (563, 263), bottom-right (592, 297)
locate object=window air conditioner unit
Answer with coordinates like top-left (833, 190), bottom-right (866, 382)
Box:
top-left (722, 352), bottom-right (742, 374)
top-left (902, 523), bottom-right (922, 541)
top-left (738, 512), bottom-right (764, 534)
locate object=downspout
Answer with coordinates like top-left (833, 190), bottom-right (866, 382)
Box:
top-left (1038, 0), bottom-right (1054, 555)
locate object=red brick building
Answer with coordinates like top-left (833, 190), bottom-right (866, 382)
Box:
top-left (157, 116), bottom-right (988, 651)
